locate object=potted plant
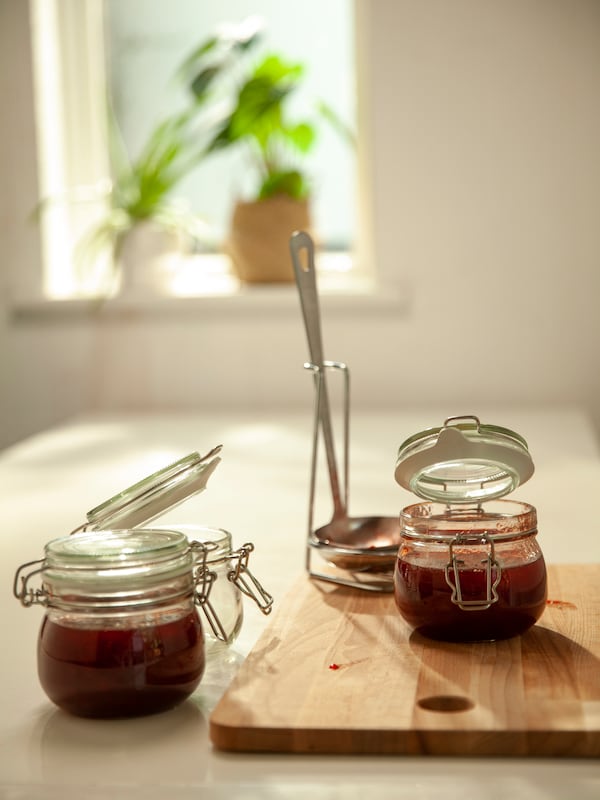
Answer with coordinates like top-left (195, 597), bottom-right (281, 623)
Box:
top-left (180, 20), bottom-right (352, 283)
top-left (33, 95), bottom-right (215, 298)
top-left (79, 107), bottom-right (209, 296)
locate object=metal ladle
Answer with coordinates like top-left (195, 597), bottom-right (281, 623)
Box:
top-left (290, 231), bottom-right (401, 590)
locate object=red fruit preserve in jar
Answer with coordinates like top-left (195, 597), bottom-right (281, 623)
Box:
top-left (394, 416), bottom-right (546, 642)
top-left (394, 500), bottom-right (547, 641)
top-left (38, 610), bottom-right (204, 718)
top-left (14, 529), bottom-right (215, 718)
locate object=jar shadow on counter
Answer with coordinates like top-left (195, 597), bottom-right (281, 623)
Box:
top-left (36, 700), bottom-right (208, 784)
top-left (33, 648), bottom-right (247, 784)
top-left (193, 647), bottom-right (246, 714)
top-left (33, 647), bottom-right (244, 780)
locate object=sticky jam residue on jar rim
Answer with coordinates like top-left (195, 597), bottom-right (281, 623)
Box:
top-left (399, 499), bottom-right (538, 542)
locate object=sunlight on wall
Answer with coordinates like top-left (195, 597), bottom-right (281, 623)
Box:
top-left (31, 0), bottom-right (72, 297)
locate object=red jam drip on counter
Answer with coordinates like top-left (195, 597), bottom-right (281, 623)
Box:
top-left (37, 611), bottom-right (205, 718)
top-left (394, 555), bottom-right (547, 642)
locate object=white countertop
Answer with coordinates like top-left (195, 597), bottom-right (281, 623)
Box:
top-left (1, 408), bottom-right (599, 799)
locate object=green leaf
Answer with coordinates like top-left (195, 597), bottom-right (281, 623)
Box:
top-left (106, 99), bottom-right (134, 187)
top-left (107, 107), bottom-right (207, 219)
top-left (177, 35), bottom-right (220, 79)
top-left (205, 118), bottom-right (236, 152)
top-left (283, 122), bottom-right (315, 154)
top-left (254, 53), bottom-right (303, 84)
top-left (236, 32), bottom-right (261, 52)
top-left (316, 99), bottom-right (356, 147)
top-left (228, 76), bottom-right (290, 143)
top-left (190, 65), bottom-right (221, 100)
top-left (177, 24), bottom-right (262, 95)
top-left (258, 170), bottom-right (308, 200)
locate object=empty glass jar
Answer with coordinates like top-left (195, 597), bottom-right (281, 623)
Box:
top-left (81, 449), bottom-right (272, 651)
top-left (155, 524), bottom-right (273, 651)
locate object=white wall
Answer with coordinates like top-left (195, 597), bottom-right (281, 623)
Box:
top-left (1, 0), bottom-right (599, 450)
top-left (358, 0), bottom-right (600, 418)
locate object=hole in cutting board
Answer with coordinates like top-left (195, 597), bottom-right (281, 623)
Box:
top-left (417, 694), bottom-right (474, 713)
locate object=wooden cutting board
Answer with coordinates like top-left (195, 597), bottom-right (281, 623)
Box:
top-left (209, 564), bottom-right (600, 756)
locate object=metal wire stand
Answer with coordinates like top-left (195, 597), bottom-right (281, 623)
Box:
top-left (304, 359), bottom-right (351, 584)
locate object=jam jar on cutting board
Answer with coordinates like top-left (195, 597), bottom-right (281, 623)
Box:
top-left (393, 415), bottom-right (547, 642)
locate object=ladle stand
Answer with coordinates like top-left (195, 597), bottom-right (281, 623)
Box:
top-left (304, 360), bottom-right (395, 592)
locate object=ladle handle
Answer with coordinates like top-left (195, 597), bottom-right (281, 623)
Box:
top-left (290, 231), bottom-right (345, 518)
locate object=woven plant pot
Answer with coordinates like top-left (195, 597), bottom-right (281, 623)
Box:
top-left (226, 196), bottom-right (311, 283)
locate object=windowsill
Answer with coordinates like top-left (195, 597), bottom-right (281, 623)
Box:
top-left (11, 253), bottom-right (410, 321)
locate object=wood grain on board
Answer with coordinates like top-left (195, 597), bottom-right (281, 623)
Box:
top-left (210, 564), bottom-right (600, 756)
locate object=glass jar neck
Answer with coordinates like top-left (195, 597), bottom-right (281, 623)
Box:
top-left (13, 529), bottom-right (214, 613)
top-left (152, 524), bottom-right (233, 564)
top-left (42, 570), bottom-right (195, 613)
top-left (44, 594), bottom-right (196, 625)
top-left (399, 499), bottom-right (538, 543)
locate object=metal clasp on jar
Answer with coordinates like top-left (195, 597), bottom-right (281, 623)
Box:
top-left (228, 543), bottom-right (274, 615)
top-left (13, 559), bottom-right (48, 607)
top-left (190, 541), bottom-right (229, 642)
top-left (444, 532), bottom-right (502, 611)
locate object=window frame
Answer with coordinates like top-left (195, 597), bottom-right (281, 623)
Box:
top-left (7, 0), bottom-right (406, 315)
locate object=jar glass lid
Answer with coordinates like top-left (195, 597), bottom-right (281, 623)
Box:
top-left (82, 445), bottom-right (222, 532)
top-left (394, 415), bottom-right (534, 504)
top-left (41, 528), bottom-right (196, 590)
top-left (48, 529), bottom-right (188, 566)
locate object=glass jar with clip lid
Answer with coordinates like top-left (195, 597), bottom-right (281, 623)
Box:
top-left (393, 415), bottom-right (547, 642)
top-left (13, 446), bottom-right (273, 717)
top-left (74, 446), bottom-right (273, 648)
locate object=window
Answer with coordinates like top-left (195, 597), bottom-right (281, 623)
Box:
top-left (31, 0), bottom-right (363, 300)
top-left (31, 0), bottom-right (111, 298)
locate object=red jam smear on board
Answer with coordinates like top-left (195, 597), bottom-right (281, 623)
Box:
top-left (37, 610), bottom-right (205, 718)
top-left (394, 555), bottom-right (547, 642)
